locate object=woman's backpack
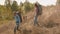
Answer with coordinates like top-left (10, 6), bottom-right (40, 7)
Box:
top-left (37, 5), bottom-right (42, 15)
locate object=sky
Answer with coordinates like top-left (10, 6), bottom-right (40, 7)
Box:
top-left (0, 0), bottom-right (57, 6)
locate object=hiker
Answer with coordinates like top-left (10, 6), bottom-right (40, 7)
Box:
top-left (14, 11), bottom-right (22, 34)
top-left (34, 2), bottom-right (42, 26)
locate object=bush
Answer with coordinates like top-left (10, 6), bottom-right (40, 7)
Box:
top-left (44, 21), bottom-right (59, 28)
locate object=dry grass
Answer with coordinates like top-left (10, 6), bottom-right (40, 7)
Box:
top-left (0, 20), bottom-right (8, 25)
top-left (0, 5), bottom-right (60, 34)
top-left (17, 5), bottom-right (60, 34)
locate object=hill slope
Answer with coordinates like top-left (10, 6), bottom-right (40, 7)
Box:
top-left (0, 5), bottom-right (60, 34)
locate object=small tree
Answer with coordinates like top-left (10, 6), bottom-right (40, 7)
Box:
top-left (4, 0), bottom-right (13, 20)
top-left (5, 0), bottom-right (11, 9)
top-left (24, 0), bottom-right (34, 12)
top-left (11, 1), bottom-right (18, 11)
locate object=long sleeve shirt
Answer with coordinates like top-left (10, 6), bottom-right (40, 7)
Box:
top-left (14, 14), bottom-right (20, 23)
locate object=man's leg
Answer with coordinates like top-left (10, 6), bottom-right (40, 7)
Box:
top-left (17, 23), bottom-right (21, 31)
top-left (16, 23), bottom-right (19, 30)
top-left (14, 26), bottom-right (17, 34)
top-left (14, 23), bottom-right (19, 34)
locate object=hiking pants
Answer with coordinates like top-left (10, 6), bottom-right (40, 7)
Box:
top-left (34, 15), bottom-right (38, 25)
top-left (14, 22), bottom-right (20, 34)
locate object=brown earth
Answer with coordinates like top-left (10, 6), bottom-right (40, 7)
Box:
top-left (0, 5), bottom-right (60, 34)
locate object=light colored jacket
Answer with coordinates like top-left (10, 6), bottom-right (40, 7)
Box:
top-left (14, 14), bottom-right (20, 23)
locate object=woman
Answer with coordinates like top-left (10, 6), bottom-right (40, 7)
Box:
top-left (34, 3), bottom-right (39, 26)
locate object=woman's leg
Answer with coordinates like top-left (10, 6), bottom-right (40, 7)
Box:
top-left (34, 15), bottom-right (37, 25)
top-left (34, 15), bottom-right (39, 26)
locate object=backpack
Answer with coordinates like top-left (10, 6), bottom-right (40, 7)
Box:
top-left (18, 13), bottom-right (22, 22)
top-left (20, 15), bottom-right (22, 22)
top-left (37, 5), bottom-right (42, 15)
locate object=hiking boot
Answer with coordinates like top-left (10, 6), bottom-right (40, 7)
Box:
top-left (34, 22), bottom-right (40, 26)
top-left (36, 23), bottom-right (40, 26)
top-left (17, 28), bottom-right (21, 31)
top-left (14, 32), bottom-right (16, 34)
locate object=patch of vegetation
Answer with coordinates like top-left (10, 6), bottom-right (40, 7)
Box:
top-left (0, 0), bottom-right (35, 21)
top-left (0, 20), bottom-right (9, 25)
top-left (22, 29), bottom-right (32, 34)
top-left (44, 21), bottom-right (59, 28)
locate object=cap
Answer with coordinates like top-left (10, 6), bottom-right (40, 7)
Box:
top-left (16, 11), bottom-right (19, 14)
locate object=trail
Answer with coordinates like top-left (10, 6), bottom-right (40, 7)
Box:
top-left (0, 11), bottom-right (35, 34)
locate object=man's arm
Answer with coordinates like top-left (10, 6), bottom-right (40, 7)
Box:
top-left (17, 15), bottom-right (21, 23)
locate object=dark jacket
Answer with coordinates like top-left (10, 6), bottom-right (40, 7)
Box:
top-left (36, 4), bottom-right (42, 15)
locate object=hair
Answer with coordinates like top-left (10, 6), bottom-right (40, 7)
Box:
top-left (13, 11), bottom-right (16, 16)
top-left (35, 3), bottom-right (38, 7)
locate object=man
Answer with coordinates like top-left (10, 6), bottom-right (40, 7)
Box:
top-left (14, 11), bottom-right (22, 34)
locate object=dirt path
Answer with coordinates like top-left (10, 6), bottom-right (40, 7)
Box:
top-left (0, 21), bottom-right (15, 34)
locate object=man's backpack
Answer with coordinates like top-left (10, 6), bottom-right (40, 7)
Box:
top-left (18, 13), bottom-right (22, 22)
top-left (20, 15), bottom-right (22, 22)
